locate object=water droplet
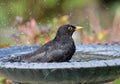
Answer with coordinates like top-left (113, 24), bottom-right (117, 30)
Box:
top-left (11, 54), bottom-right (15, 57)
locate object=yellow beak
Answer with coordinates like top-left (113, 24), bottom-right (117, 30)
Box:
top-left (75, 26), bottom-right (83, 30)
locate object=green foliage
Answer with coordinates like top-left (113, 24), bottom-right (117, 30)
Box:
top-left (10, 0), bottom-right (26, 16)
top-left (62, 0), bottom-right (89, 11)
top-left (0, 9), bottom-right (7, 26)
top-left (0, 77), bottom-right (5, 84)
top-left (0, 37), bottom-right (16, 45)
top-left (44, 0), bottom-right (57, 8)
top-left (114, 79), bottom-right (120, 84)
top-left (110, 1), bottom-right (120, 20)
top-left (0, 0), bottom-right (89, 26)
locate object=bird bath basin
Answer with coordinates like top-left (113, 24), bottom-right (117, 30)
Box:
top-left (0, 44), bottom-right (120, 83)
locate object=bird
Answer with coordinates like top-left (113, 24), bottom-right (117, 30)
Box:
top-left (5, 24), bottom-right (83, 62)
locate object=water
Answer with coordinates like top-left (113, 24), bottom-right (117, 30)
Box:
top-left (1, 44), bottom-right (120, 61)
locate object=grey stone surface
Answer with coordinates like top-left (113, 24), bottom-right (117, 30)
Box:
top-left (0, 44), bottom-right (120, 83)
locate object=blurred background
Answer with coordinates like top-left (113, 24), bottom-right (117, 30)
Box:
top-left (0, 0), bottom-right (120, 84)
top-left (1, 0), bottom-right (120, 47)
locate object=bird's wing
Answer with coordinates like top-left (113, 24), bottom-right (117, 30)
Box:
top-left (25, 42), bottom-right (68, 62)
top-left (4, 41), bottom-right (52, 62)
top-left (5, 41), bottom-right (70, 62)
top-left (21, 42), bottom-right (53, 62)
top-left (46, 49), bottom-right (67, 62)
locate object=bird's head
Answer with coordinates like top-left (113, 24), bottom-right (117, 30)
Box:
top-left (56, 24), bottom-right (83, 37)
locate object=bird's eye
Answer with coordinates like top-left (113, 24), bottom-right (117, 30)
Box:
top-left (68, 27), bottom-right (73, 31)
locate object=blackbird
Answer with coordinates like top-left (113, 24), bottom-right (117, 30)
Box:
top-left (6, 24), bottom-right (83, 62)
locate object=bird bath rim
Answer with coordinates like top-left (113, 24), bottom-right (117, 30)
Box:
top-left (0, 44), bottom-right (120, 83)
top-left (0, 58), bottom-right (120, 69)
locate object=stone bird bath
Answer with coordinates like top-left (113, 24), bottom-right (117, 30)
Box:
top-left (0, 44), bottom-right (120, 84)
